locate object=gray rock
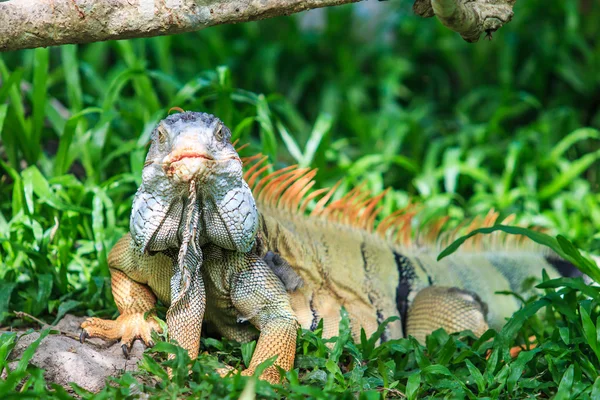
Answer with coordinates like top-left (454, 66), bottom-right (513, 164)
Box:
top-left (5, 315), bottom-right (145, 393)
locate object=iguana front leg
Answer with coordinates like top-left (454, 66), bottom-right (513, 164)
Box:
top-left (233, 253), bottom-right (297, 382)
top-left (82, 234), bottom-right (206, 361)
top-left (81, 269), bottom-right (161, 354)
top-left (81, 235), bottom-right (165, 354)
top-left (204, 247), bottom-right (297, 383)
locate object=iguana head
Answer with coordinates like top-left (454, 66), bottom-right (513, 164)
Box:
top-left (147, 112), bottom-right (241, 185)
top-left (130, 111), bottom-right (259, 254)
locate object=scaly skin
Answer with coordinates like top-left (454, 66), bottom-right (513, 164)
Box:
top-left (82, 112), bottom-right (296, 382)
top-left (83, 233), bottom-right (296, 382)
top-left (253, 206), bottom-right (562, 342)
top-left (83, 111), bottom-right (580, 383)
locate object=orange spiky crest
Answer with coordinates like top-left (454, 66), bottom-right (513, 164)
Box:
top-left (168, 106), bottom-right (185, 114)
top-left (236, 146), bottom-right (543, 251)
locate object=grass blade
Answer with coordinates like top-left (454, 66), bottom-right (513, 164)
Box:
top-left (539, 149), bottom-right (600, 199)
top-left (30, 47), bottom-right (50, 163)
top-left (301, 113), bottom-right (332, 167)
top-left (61, 45), bottom-right (83, 112)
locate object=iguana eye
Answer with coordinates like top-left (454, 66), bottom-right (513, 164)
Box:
top-left (157, 126), bottom-right (168, 144)
top-left (215, 124), bottom-right (224, 142)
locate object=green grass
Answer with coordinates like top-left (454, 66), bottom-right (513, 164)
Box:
top-left (0, 0), bottom-right (599, 398)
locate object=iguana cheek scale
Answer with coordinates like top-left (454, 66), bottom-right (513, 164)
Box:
top-left (82, 111), bottom-right (578, 384)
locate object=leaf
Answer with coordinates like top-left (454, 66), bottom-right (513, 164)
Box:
top-left (29, 47), bottom-right (50, 163)
top-left (0, 332), bottom-right (17, 378)
top-left (536, 277), bottom-right (600, 300)
top-left (232, 116), bottom-right (256, 142)
top-left (406, 371), bottom-right (421, 400)
top-left (0, 68), bottom-right (23, 104)
top-left (497, 298), bottom-right (550, 347)
top-left (539, 149), bottom-right (600, 199)
top-left (256, 95), bottom-right (277, 159)
top-left (364, 316), bottom-right (399, 358)
top-left (54, 108), bottom-right (102, 176)
top-left (238, 377), bottom-right (256, 400)
top-left (325, 358), bottom-right (345, 386)
top-left (410, 337), bottom-right (431, 369)
top-left (556, 235), bottom-right (600, 283)
top-left (442, 147), bottom-right (461, 194)
top-left (241, 340), bottom-right (257, 368)
top-left (438, 225), bottom-right (560, 261)
top-left (16, 329), bottom-right (50, 373)
top-left (277, 121), bottom-right (303, 164)
top-left (52, 300), bottom-right (82, 326)
top-left (500, 141), bottom-right (522, 200)
top-left (465, 359), bottom-right (485, 393)
top-left (591, 376), bottom-right (600, 399)
top-left (554, 364), bottom-right (574, 400)
top-left (0, 282), bottom-right (16, 325)
top-left (330, 307), bottom-right (351, 363)
top-left (138, 354), bottom-right (169, 381)
top-left (301, 113), bottom-right (332, 167)
top-left (558, 327), bottom-right (570, 345)
top-left (358, 391), bottom-right (380, 400)
top-left (506, 348), bottom-right (540, 392)
top-left (580, 306), bottom-right (600, 362)
top-left (61, 45), bottom-right (83, 112)
top-left (21, 166), bottom-right (88, 213)
top-left (543, 128), bottom-right (600, 166)
top-left (33, 274), bottom-right (53, 316)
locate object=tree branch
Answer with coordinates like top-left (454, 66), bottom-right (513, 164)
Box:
top-left (0, 0), bottom-right (359, 52)
top-left (0, 0), bottom-right (517, 52)
top-left (414, 0), bottom-right (516, 42)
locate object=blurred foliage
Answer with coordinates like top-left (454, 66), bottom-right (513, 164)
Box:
top-left (0, 0), bottom-right (599, 397)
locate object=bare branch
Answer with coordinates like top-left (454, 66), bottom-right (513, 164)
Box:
top-left (0, 0), bottom-right (517, 52)
top-left (0, 0), bottom-right (360, 52)
top-left (429, 0), bottom-right (516, 42)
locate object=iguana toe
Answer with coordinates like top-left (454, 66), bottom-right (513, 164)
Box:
top-left (80, 313), bottom-right (162, 355)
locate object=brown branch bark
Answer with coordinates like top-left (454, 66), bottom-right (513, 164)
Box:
top-left (0, 0), bottom-right (517, 52)
top-left (0, 0), bottom-right (359, 52)
top-left (414, 0), bottom-right (517, 42)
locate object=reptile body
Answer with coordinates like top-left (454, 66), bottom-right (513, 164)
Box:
top-left (81, 112), bottom-right (568, 382)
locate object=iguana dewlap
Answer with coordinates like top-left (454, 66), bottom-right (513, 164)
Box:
top-left (81, 111), bottom-right (568, 383)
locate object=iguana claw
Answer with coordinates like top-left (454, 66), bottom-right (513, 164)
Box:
top-left (121, 344), bottom-right (130, 358)
top-left (79, 329), bottom-right (88, 344)
top-left (80, 313), bottom-right (162, 356)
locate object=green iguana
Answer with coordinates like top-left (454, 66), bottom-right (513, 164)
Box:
top-left (81, 111), bottom-right (575, 383)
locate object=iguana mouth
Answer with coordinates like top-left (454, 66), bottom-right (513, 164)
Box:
top-left (164, 151), bottom-right (242, 181)
top-left (169, 152), bottom-right (215, 163)
top-left (167, 152), bottom-right (241, 164)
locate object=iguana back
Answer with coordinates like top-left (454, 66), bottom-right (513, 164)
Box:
top-left (246, 156), bottom-right (563, 342)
